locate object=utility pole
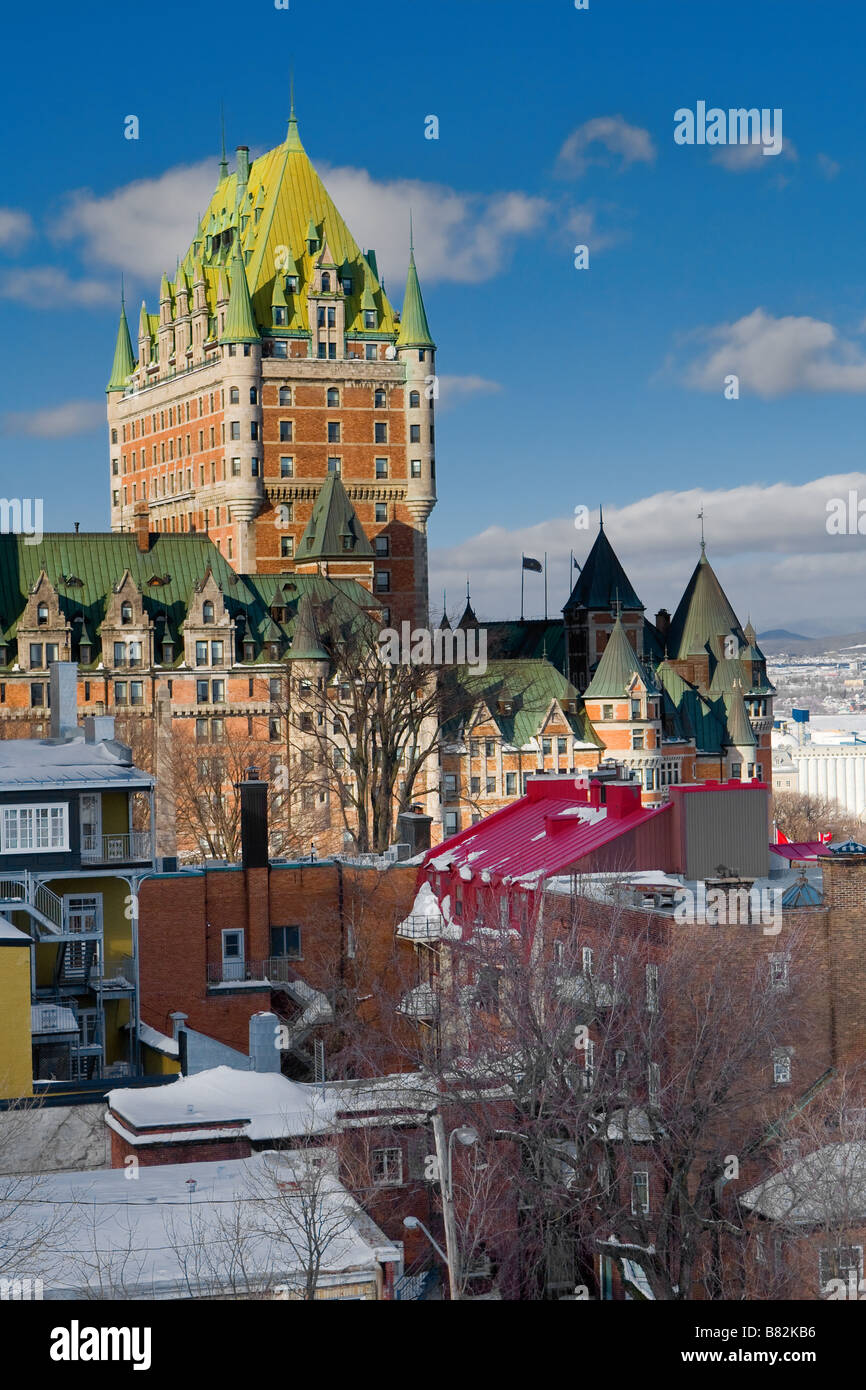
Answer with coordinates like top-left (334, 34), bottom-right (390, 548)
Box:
top-left (431, 1110), bottom-right (461, 1300)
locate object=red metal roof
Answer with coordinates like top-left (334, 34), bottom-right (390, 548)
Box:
top-left (769, 841), bottom-right (831, 861)
top-left (423, 778), bottom-right (669, 886)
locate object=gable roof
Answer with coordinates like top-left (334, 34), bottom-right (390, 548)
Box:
top-left (442, 659), bottom-right (601, 750)
top-left (584, 613), bottom-right (657, 701)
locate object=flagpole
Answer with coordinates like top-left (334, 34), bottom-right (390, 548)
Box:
top-left (544, 552), bottom-right (548, 621)
top-left (520, 554), bottom-right (524, 623)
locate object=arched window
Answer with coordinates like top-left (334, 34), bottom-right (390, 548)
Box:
top-left (229, 387), bottom-right (239, 403)
top-left (321, 272), bottom-right (331, 292)
top-left (36, 603), bottom-right (49, 626)
top-left (409, 390), bottom-right (420, 408)
top-left (249, 387), bottom-right (257, 405)
top-left (203, 601), bottom-right (214, 625)
top-left (279, 387), bottom-right (292, 406)
top-left (374, 389), bottom-right (387, 409)
top-left (120, 601), bottom-right (133, 625)
top-left (327, 388), bottom-right (339, 407)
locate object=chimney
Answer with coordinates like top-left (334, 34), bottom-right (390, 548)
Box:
top-left (249, 1011), bottom-right (281, 1074)
top-left (237, 766), bottom-right (268, 869)
top-left (49, 662), bottom-right (79, 740)
top-left (236, 145), bottom-right (250, 195)
top-left (84, 714), bottom-right (116, 744)
top-left (397, 810), bottom-right (433, 856)
top-left (655, 609), bottom-right (671, 645)
top-left (133, 500), bottom-right (151, 553)
top-left (169, 1010), bottom-right (188, 1039)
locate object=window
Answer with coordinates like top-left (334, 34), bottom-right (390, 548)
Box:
top-left (130, 681), bottom-right (144, 706)
top-left (372, 1147), bottom-right (403, 1187)
top-left (196, 640), bottom-right (208, 667)
top-left (541, 738), bottom-right (551, 757)
top-left (280, 456), bottom-right (293, 478)
top-left (770, 955), bottom-right (789, 991)
top-left (280, 421), bottom-right (293, 442)
top-left (602, 704), bottom-right (613, 720)
top-left (365, 343), bottom-right (377, 361)
top-left (221, 929), bottom-right (244, 980)
top-left (230, 421), bottom-right (240, 441)
top-left (409, 390), bottom-right (420, 408)
top-left (251, 457), bottom-right (260, 476)
top-left (29, 643), bottom-right (43, 668)
top-left (475, 966), bottom-right (500, 1014)
top-left (120, 601), bottom-right (133, 625)
top-left (374, 422), bottom-right (387, 444)
top-left (632, 730), bottom-right (644, 750)
top-left (375, 535), bottom-right (389, 556)
top-left (505, 771), bottom-right (517, 796)
top-left (486, 777), bottom-right (496, 794)
top-left (583, 1038), bottom-right (595, 1087)
top-left (648, 1062), bottom-right (660, 1107)
top-left (273, 339), bottom-right (287, 357)
top-left (375, 571), bottom-right (391, 593)
top-left (557, 737), bottom-right (568, 757)
top-left (645, 963), bottom-right (658, 1013)
top-left (582, 946), bottom-right (594, 976)
top-left (731, 762), bottom-right (742, 779)
top-left (410, 459), bottom-right (422, 478)
top-left (229, 387), bottom-right (239, 403)
top-left (281, 536), bottom-right (294, 558)
top-left (631, 1171), bottom-right (650, 1215)
top-left (471, 776), bottom-right (481, 795)
top-left (774, 1052), bottom-right (792, 1085)
top-left (410, 424), bottom-right (421, 443)
top-left (196, 679), bottom-right (209, 704)
top-left (819, 1246), bottom-right (863, 1292)
top-left (36, 603), bottom-right (49, 626)
top-left (1, 803), bottom-right (68, 853)
top-left (444, 773), bottom-right (457, 798)
top-left (270, 925), bottom-right (301, 960)
top-left (279, 387), bottom-right (292, 406)
top-left (211, 679), bottom-right (225, 703)
top-left (195, 718), bottom-right (208, 741)
top-left (327, 388), bottom-right (340, 407)
top-left (375, 457), bottom-right (388, 478)
top-left (210, 641), bottom-right (223, 664)
top-left (444, 812), bottom-right (458, 835)
top-left (327, 422), bottom-right (341, 444)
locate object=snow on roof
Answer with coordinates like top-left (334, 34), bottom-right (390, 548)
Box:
top-left (108, 1065), bottom-right (337, 1140)
top-left (395, 883), bottom-right (462, 940)
top-left (0, 735), bottom-right (152, 791)
top-left (138, 1021), bottom-right (179, 1058)
top-left (0, 917), bottom-right (30, 943)
top-left (740, 1142), bottom-right (866, 1225)
top-left (2, 1151), bottom-right (399, 1298)
top-left (30, 1003), bottom-right (78, 1035)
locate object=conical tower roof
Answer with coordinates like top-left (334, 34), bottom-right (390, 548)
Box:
top-left (723, 681), bottom-right (757, 749)
top-left (297, 474), bottom-right (373, 561)
top-left (668, 545), bottom-right (743, 660)
top-left (107, 297), bottom-right (135, 391)
top-left (221, 239), bottom-right (260, 343)
top-left (584, 612), bottom-right (653, 700)
top-left (565, 518), bottom-right (643, 613)
top-left (396, 239), bottom-right (435, 349)
top-left (288, 592), bottom-right (329, 661)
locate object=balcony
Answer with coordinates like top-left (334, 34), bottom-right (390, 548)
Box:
top-left (81, 831), bottom-right (153, 865)
top-left (206, 957), bottom-right (301, 987)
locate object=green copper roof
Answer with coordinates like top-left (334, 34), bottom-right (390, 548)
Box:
top-left (584, 613), bottom-right (655, 700)
top-left (723, 683), bottom-right (757, 749)
top-left (221, 240), bottom-right (260, 343)
top-left (443, 659), bottom-right (601, 751)
top-left (667, 546), bottom-right (744, 661)
top-left (288, 592), bottom-right (328, 660)
top-left (656, 662), bottom-right (727, 754)
top-left (396, 247), bottom-right (435, 349)
top-left (107, 300), bottom-right (135, 392)
top-left (297, 474), bottom-right (373, 561)
top-left (485, 620), bottom-right (566, 673)
top-left (565, 522), bottom-right (643, 613)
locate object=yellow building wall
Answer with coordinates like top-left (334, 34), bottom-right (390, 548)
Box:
top-left (101, 792), bottom-right (130, 836)
top-left (0, 943), bottom-right (33, 1099)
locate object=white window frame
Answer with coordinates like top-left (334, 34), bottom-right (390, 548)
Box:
top-left (221, 928), bottom-right (244, 981)
top-left (631, 1170), bottom-right (650, 1215)
top-left (372, 1146), bottom-right (403, 1187)
top-left (773, 1052), bottom-right (792, 1085)
top-left (1, 803), bottom-right (69, 854)
top-left (645, 962), bottom-right (659, 1013)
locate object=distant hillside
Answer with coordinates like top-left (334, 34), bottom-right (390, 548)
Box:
top-left (760, 629), bottom-right (866, 657)
top-left (759, 629), bottom-right (811, 643)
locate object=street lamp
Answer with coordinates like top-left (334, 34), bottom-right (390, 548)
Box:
top-left (430, 1113), bottom-right (479, 1300)
top-left (402, 1215), bottom-right (448, 1264)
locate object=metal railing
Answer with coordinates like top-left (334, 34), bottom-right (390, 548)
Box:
top-left (0, 875), bottom-right (64, 931)
top-left (207, 957), bottom-right (301, 985)
top-left (81, 831), bottom-right (152, 864)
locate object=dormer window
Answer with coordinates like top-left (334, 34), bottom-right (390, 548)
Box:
top-left (287, 276), bottom-right (299, 293)
top-left (36, 603), bottom-right (49, 626)
top-left (321, 272), bottom-right (331, 292)
top-left (342, 534), bottom-right (355, 552)
top-left (203, 601), bottom-right (214, 624)
top-left (120, 601), bottom-right (133, 625)
top-left (364, 310), bottom-right (377, 330)
top-left (273, 306), bottom-right (287, 325)
top-left (244, 637), bottom-right (255, 662)
top-left (341, 275), bottom-right (353, 294)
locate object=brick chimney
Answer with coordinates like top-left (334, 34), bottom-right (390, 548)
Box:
top-left (133, 500), bottom-right (152, 553)
top-left (655, 609), bottom-right (671, 647)
top-left (237, 766), bottom-right (269, 869)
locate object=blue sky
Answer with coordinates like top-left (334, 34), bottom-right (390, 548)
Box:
top-left (2, 0), bottom-right (866, 632)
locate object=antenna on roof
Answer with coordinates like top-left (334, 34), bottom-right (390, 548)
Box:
top-left (698, 505), bottom-right (706, 551)
top-left (219, 103), bottom-right (228, 180)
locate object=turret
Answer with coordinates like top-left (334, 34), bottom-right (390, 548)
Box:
top-left (107, 294), bottom-right (135, 394)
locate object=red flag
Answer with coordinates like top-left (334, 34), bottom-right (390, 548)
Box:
top-left (776, 827), bottom-right (790, 844)
top-left (817, 832), bottom-right (832, 843)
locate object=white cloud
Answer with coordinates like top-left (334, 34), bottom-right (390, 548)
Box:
top-left (556, 116), bottom-right (656, 178)
top-left (711, 138), bottom-right (798, 171)
top-left (436, 375), bottom-right (502, 408)
top-left (1, 400), bottom-right (105, 438)
top-left (0, 208), bottom-right (34, 251)
top-left (55, 160), bottom-right (217, 283)
top-left (675, 308), bottom-right (866, 398)
top-left (817, 152), bottom-right (840, 180)
top-left (318, 164), bottom-right (550, 285)
top-left (430, 473), bottom-right (866, 633)
top-left (0, 266), bottom-right (115, 308)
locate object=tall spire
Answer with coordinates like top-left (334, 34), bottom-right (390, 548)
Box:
top-left (218, 104), bottom-right (229, 180)
top-left (107, 291), bottom-right (135, 392)
top-left (221, 236), bottom-right (259, 344)
top-left (286, 75), bottom-right (304, 153)
top-left (396, 223), bottom-right (435, 350)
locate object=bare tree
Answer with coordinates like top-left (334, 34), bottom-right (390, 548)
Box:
top-left (773, 789), bottom-right (862, 844)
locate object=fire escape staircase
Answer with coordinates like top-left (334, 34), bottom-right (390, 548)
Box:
top-left (0, 874), bottom-right (65, 936)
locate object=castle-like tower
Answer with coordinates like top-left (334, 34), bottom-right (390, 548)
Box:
top-left (106, 108), bottom-right (437, 628)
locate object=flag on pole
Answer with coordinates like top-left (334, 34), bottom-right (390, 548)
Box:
top-left (522, 555), bottom-right (543, 573)
top-left (776, 827), bottom-right (790, 845)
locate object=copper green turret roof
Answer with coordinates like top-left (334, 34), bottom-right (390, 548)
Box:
top-left (288, 592), bottom-right (329, 660)
top-left (396, 243), bottom-right (435, 349)
top-left (297, 474), bottom-right (373, 561)
top-left (565, 519), bottom-right (643, 613)
top-left (667, 545), bottom-right (744, 661)
top-left (584, 613), bottom-right (655, 700)
top-left (723, 682), bottom-right (757, 749)
top-left (107, 298), bottom-right (135, 392)
top-left (221, 239), bottom-right (259, 343)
